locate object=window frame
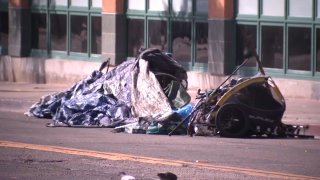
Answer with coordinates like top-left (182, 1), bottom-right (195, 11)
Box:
top-left (236, 0), bottom-right (320, 80)
top-left (287, 0), bottom-right (314, 21)
top-left (0, 1), bottom-right (8, 55)
top-left (69, 12), bottom-right (89, 57)
top-left (286, 24), bottom-right (313, 76)
top-left (260, 0), bottom-right (286, 20)
top-left (30, 0), bottom-right (102, 61)
top-left (30, 10), bottom-right (49, 55)
top-left (146, 17), bottom-right (169, 52)
top-left (126, 0), bottom-right (208, 72)
top-left (259, 23), bottom-right (285, 73)
top-left (126, 16), bottom-right (146, 57)
top-left (315, 25), bottom-right (320, 76)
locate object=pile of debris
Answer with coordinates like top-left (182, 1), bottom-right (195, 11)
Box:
top-left (169, 52), bottom-right (314, 138)
top-left (26, 48), bottom-right (314, 138)
top-left (26, 48), bottom-right (192, 135)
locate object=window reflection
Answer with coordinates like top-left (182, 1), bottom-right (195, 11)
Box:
top-left (289, 0), bottom-right (312, 17)
top-left (236, 24), bottom-right (257, 66)
top-left (316, 29), bottom-right (320, 72)
top-left (261, 26), bottom-right (283, 69)
top-left (50, 0), bottom-right (68, 7)
top-left (91, 0), bottom-right (102, 8)
top-left (172, 21), bottom-right (191, 62)
top-left (195, 22), bottom-right (208, 63)
top-left (196, 0), bottom-right (208, 13)
top-left (127, 19), bottom-right (144, 57)
top-left (0, 0), bottom-right (8, 4)
top-left (288, 27), bottom-right (311, 71)
top-left (31, 13), bottom-right (47, 50)
top-left (238, 0), bottom-right (258, 15)
top-left (50, 14), bottom-right (66, 51)
top-left (128, 0), bottom-right (145, 11)
top-left (91, 16), bottom-right (101, 54)
top-left (148, 0), bottom-right (168, 11)
top-left (262, 0), bottom-right (284, 16)
top-left (71, 0), bottom-right (88, 7)
top-left (70, 15), bottom-right (87, 53)
top-left (32, 0), bottom-right (47, 6)
top-left (0, 11), bottom-right (8, 54)
top-left (172, 0), bottom-right (192, 13)
top-left (148, 20), bottom-right (167, 51)
top-left (318, 0), bottom-right (320, 18)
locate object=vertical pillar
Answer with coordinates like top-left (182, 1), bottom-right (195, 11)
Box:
top-left (207, 0), bottom-right (235, 75)
top-left (8, 0), bottom-right (30, 57)
top-left (102, 0), bottom-right (126, 65)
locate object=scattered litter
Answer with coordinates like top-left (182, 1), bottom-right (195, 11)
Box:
top-left (119, 172), bottom-right (136, 180)
top-left (157, 172), bottom-right (178, 180)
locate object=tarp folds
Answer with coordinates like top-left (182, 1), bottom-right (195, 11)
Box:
top-left (26, 48), bottom-right (190, 130)
top-left (131, 59), bottom-right (172, 118)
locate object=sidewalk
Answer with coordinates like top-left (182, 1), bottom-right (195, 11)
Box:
top-left (0, 81), bottom-right (319, 135)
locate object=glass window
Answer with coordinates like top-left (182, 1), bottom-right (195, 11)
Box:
top-left (0, 11), bottom-right (8, 53)
top-left (236, 24), bottom-right (257, 66)
top-left (50, 0), bottom-right (68, 7)
top-left (50, 14), bottom-right (67, 51)
top-left (32, 0), bottom-right (47, 6)
top-left (195, 22), bottom-right (208, 63)
top-left (148, 20), bottom-right (167, 51)
top-left (318, 0), bottom-right (320, 18)
top-left (262, 0), bottom-right (285, 16)
top-left (172, 21), bottom-right (191, 62)
top-left (288, 27), bottom-right (311, 71)
top-left (128, 0), bottom-right (145, 11)
top-left (0, 0), bottom-right (8, 4)
top-left (71, 0), bottom-right (88, 7)
top-left (149, 0), bottom-right (168, 11)
top-left (196, 0), bottom-right (208, 14)
top-left (316, 29), bottom-right (320, 72)
top-left (289, 0), bottom-right (312, 18)
top-left (31, 13), bottom-right (47, 50)
top-left (127, 19), bottom-right (144, 57)
top-left (91, 16), bottom-right (101, 54)
top-left (238, 0), bottom-right (258, 15)
top-left (70, 15), bottom-right (87, 53)
top-left (172, 0), bottom-right (192, 13)
top-left (92, 0), bottom-right (102, 8)
top-left (261, 26), bottom-right (283, 69)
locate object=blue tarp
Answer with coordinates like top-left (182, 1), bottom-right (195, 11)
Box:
top-left (26, 48), bottom-right (190, 129)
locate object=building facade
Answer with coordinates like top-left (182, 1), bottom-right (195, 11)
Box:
top-left (0, 0), bottom-right (320, 99)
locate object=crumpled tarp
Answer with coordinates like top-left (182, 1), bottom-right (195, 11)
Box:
top-left (131, 59), bottom-right (172, 118)
top-left (26, 48), bottom-right (190, 129)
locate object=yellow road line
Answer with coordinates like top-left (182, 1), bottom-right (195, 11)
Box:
top-left (0, 140), bottom-right (319, 180)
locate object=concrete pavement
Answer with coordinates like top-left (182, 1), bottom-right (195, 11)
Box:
top-left (0, 81), bottom-right (319, 136)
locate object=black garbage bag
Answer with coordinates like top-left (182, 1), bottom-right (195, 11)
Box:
top-left (136, 48), bottom-right (188, 89)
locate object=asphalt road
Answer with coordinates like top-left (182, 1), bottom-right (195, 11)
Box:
top-left (0, 111), bottom-right (319, 180)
